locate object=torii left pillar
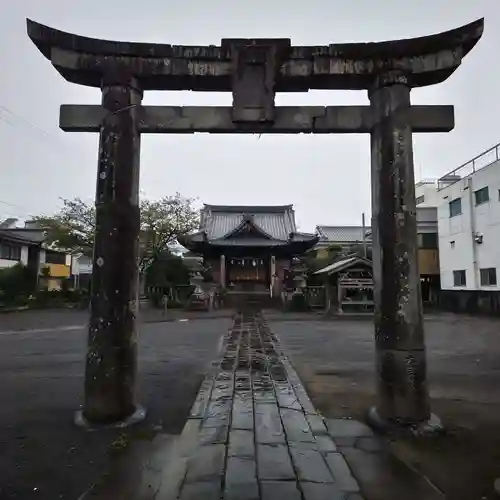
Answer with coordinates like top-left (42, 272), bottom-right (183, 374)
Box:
top-left (76, 72), bottom-right (145, 426)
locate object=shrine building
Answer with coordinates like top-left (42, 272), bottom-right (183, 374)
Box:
top-left (178, 205), bottom-right (318, 297)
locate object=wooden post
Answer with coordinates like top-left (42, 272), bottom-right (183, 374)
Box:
top-left (324, 275), bottom-right (331, 313)
top-left (220, 254), bottom-right (226, 288)
top-left (270, 255), bottom-right (276, 298)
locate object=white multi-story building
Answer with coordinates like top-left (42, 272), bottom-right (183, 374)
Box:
top-left (415, 180), bottom-right (443, 208)
top-left (435, 143), bottom-right (500, 294)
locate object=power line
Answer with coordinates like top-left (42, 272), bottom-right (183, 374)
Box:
top-left (0, 105), bottom-right (80, 157)
top-left (0, 105), bottom-right (52, 138)
top-left (0, 200), bottom-right (29, 210)
top-left (0, 200), bottom-right (38, 221)
top-left (0, 113), bottom-right (24, 130)
top-left (0, 107), bottom-right (92, 222)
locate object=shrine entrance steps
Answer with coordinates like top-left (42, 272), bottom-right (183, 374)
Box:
top-left (225, 291), bottom-right (281, 310)
top-left (81, 311), bottom-right (443, 500)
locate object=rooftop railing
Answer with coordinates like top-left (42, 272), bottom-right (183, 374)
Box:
top-left (437, 142), bottom-right (500, 190)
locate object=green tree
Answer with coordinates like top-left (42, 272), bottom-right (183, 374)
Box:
top-left (139, 194), bottom-right (199, 272)
top-left (33, 193), bottom-right (199, 271)
top-left (350, 243), bottom-right (372, 260)
top-left (34, 198), bottom-right (94, 255)
top-left (304, 244), bottom-right (343, 286)
top-left (305, 244), bottom-right (343, 273)
top-left (145, 250), bottom-right (190, 288)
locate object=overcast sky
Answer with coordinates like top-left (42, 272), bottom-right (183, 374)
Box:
top-left (0, 0), bottom-right (496, 232)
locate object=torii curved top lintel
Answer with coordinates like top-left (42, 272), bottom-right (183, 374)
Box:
top-left (26, 18), bottom-right (484, 91)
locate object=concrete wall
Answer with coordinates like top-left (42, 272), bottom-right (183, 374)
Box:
top-left (415, 181), bottom-right (441, 208)
top-left (416, 206), bottom-right (438, 228)
top-left (21, 246), bottom-right (29, 265)
top-left (438, 160), bottom-right (500, 291)
top-left (440, 289), bottom-right (500, 315)
top-left (0, 259), bottom-right (18, 269)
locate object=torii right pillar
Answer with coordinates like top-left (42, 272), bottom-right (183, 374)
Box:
top-left (368, 70), bottom-right (432, 430)
top-left (365, 17), bottom-right (485, 431)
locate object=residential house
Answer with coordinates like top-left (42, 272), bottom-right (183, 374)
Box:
top-left (0, 219), bottom-right (44, 286)
top-left (0, 219), bottom-right (72, 291)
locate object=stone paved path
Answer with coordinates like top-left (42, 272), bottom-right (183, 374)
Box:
top-left (155, 310), bottom-right (363, 500)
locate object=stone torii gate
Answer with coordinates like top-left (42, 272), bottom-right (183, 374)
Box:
top-left (27, 18), bottom-right (483, 430)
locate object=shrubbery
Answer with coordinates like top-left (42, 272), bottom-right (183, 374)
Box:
top-left (287, 292), bottom-right (310, 312)
top-left (0, 264), bottom-right (37, 306)
top-left (0, 265), bottom-right (89, 310)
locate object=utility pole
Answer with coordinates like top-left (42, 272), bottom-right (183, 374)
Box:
top-left (362, 212), bottom-right (368, 258)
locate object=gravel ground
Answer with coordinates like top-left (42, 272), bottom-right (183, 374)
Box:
top-left (0, 315), bottom-right (231, 500)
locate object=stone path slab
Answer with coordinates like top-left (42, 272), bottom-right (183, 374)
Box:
top-left (80, 310), bottom-right (444, 500)
top-left (153, 310), bottom-right (363, 500)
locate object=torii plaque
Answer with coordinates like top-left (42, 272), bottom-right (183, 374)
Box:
top-left (27, 18), bottom-right (484, 430)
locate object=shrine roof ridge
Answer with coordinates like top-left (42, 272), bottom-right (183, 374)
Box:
top-left (203, 204), bottom-right (294, 213)
top-left (27, 18), bottom-right (483, 61)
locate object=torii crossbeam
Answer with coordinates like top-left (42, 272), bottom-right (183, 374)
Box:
top-left (26, 18), bottom-right (484, 431)
top-left (60, 105), bottom-right (454, 134)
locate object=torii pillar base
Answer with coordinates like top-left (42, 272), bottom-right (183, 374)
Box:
top-left (367, 407), bottom-right (443, 437)
top-left (74, 405), bottom-right (146, 431)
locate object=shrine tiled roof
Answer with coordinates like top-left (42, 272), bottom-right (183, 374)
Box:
top-left (178, 204), bottom-right (318, 250)
top-left (200, 205), bottom-right (296, 242)
top-left (316, 225), bottom-right (372, 244)
top-left (314, 255), bottom-right (372, 275)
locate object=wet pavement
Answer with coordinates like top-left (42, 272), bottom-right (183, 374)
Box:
top-left (3, 309), bottom-right (471, 499)
top-left (84, 310), bottom-right (366, 499)
top-left (84, 309), bottom-right (446, 499)
top-left (85, 313), bottom-right (369, 500)
top-left (0, 317), bottom-right (230, 500)
top-left (173, 310), bottom-right (364, 500)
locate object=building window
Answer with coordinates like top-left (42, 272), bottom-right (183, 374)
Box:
top-left (45, 250), bottom-right (66, 265)
top-left (480, 268), bottom-right (497, 286)
top-left (449, 198), bottom-right (462, 217)
top-left (474, 186), bottom-right (489, 205)
top-left (453, 270), bottom-right (466, 287)
top-left (0, 243), bottom-right (22, 261)
top-left (417, 232), bottom-right (438, 249)
top-left (416, 195), bottom-right (425, 205)
top-left (450, 241), bottom-right (455, 248)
